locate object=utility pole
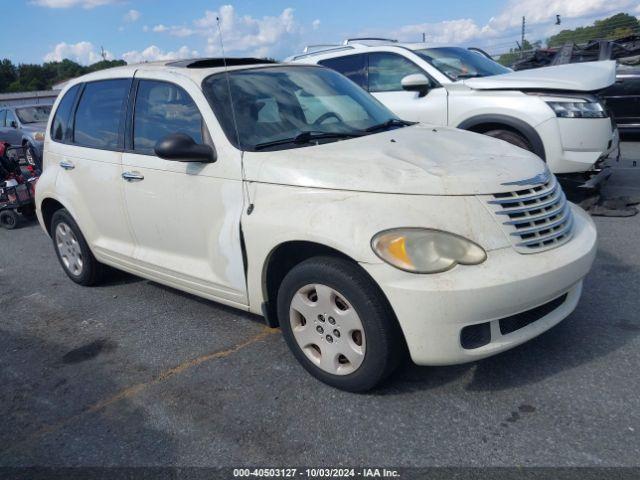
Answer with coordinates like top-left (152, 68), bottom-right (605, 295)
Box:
top-left (422, 32), bottom-right (426, 43)
top-left (520, 16), bottom-right (526, 58)
top-left (100, 46), bottom-right (107, 61)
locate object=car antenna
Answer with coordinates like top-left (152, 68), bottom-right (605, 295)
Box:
top-left (216, 15), bottom-right (254, 215)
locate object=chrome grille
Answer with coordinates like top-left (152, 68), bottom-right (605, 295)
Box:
top-left (487, 174), bottom-right (574, 253)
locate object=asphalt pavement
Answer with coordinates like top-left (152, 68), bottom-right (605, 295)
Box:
top-left (0, 143), bottom-right (639, 467)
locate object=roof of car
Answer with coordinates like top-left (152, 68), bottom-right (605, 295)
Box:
top-left (287, 41), bottom-right (461, 61)
top-left (60, 58), bottom-right (290, 91)
top-left (1, 104), bottom-right (53, 110)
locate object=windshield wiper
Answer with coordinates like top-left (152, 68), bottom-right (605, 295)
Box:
top-left (254, 130), bottom-right (364, 151)
top-left (364, 118), bottom-right (415, 133)
top-left (456, 73), bottom-right (483, 79)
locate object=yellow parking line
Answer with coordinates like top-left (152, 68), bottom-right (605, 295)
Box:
top-left (4, 326), bottom-right (280, 454)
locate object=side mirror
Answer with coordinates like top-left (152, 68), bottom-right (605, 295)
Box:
top-left (154, 133), bottom-right (216, 163)
top-left (401, 73), bottom-right (432, 97)
top-left (10, 121), bottom-right (18, 129)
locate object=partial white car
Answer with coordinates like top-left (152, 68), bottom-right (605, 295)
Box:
top-left (36, 59), bottom-right (597, 391)
top-left (289, 39), bottom-right (619, 183)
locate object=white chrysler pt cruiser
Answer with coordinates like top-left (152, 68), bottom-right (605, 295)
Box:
top-left (36, 59), bottom-right (597, 391)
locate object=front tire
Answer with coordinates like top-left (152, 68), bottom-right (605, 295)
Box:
top-left (483, 129), bottom-right (533, 152)
top-left (277, 256), bottom-right (404, 392)
top-left (51, 209), bottom-right (104, 286)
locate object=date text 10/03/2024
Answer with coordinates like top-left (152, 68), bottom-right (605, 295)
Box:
top-left (232, 468), bottom-right (401, 477)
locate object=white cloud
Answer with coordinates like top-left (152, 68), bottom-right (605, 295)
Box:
top-left (121, 45), bottom-right (198, 64)
top-left (312, 19), bottom-right (321, 30)
top-left (489, 0), bottom-right (634, 30)
top-left (44, 41), bottom-right (113, 64)
top-left (151, 5), bottom-right (303, 58)
top-left (389, 0), bottom-right (639, 51)
top-left (123, 9), bottom-right (140, 23)
top-left (151, 24), bottom-right (194, 37)
top-left (31, 0), bottom-right (117, 8)
top-left (395, 18), bottom-right (498, 44)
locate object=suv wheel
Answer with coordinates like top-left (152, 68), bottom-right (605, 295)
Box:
top-left (483, 129), bottom-right (533, 152)
top-left (51, 209), bottom-right (104, 286)
top-left (277, 256), bottom-right (403, 392)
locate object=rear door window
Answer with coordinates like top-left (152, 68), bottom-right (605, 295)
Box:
top-left (50, 85), bottom-right (80, 143)
top-left (132, 80), bottom-right (204, 155)
top-left (73, 79), bottom-right (130, 150)
top-left (319, 54), bottom-right (368, 89)
top-left (0, 110), bottom-right (5, 127)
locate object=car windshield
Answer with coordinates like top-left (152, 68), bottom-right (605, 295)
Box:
top-left (202, 66), bottom-right (404, 151)
top-left (414, 47), bottom-right (510, 81)
top-left (15, 105), bottom-right (52, 124)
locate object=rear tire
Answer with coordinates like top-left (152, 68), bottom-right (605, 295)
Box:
top-left (277, 256), bottom-right (404, 392)
top-left (51, 209), bottom-right (104, 286)
top-left (483, 129), bottom-right (533, 152)
top-left (0, 210), bottom-right (19, 229)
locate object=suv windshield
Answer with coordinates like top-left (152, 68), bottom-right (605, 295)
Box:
top-left (202, 66), bottom-right (405, 151)
top-left (15, 105), bottom-right (52, 124)
top-left (414, 47), bottom-right (510, 81)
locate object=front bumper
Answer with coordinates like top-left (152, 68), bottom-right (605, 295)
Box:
top-left (361, 205), bottom-right (597, 365)
top-left (537, 116), bottom-right (619, 174)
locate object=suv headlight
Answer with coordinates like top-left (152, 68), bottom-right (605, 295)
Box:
top-left (546, 100), bottom-right (606, 118)
top-left (371, 228), bottom-right (487, 274)
top-left (33, 132), bottom-right (45, 142)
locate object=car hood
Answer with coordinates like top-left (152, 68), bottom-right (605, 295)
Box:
top-left (20, 122), bottom-right (47, 133)
top-left (462, 60), bottom-right (616, 92)
top-left (243, 124), bottom-right (547, 195)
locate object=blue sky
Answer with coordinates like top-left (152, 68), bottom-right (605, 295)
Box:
top-left (1, 0), bottom-right (639, 64)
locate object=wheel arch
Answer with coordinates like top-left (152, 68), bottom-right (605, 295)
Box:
top-left (457, 114), bottom-right (546, 161)
top-left (40, 197), bottom-right (67, 236)
top-left (261, 241), bottom-right (354, 327)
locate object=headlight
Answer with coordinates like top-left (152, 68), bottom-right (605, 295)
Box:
top-left (546, 101), bottom-right (606, 118)
top-left (33, 132), bottom-right (45, 142)
top-left (371, 228), bottom-right (487, 274)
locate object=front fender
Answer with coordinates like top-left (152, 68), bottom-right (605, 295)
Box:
top-left (242, 183), bottom-right (510, 314)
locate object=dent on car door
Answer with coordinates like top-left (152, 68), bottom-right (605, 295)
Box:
top-left (121, 76), bottom-right (247, 305)
top-left (367, 52), bottom-right (448, 125)
top-left (52, 79), bottom-right (136, 260)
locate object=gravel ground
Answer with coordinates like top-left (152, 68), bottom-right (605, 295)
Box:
top-left (0, 144), bottom-right (639, 467)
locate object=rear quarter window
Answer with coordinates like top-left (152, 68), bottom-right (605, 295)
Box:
top-left (50, 85), bottom-right (80, 143)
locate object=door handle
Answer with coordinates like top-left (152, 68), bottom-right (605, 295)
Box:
top-left (122, 171), bottom-right (144, 182)
top-left (59, 161), bottom-right (75, 170)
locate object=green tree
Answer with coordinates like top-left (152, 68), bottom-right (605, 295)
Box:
top-left (0, 59), bottom-right (17, 92)
top-left (0, 58), bottom-right (126, 93)
top-left (547, 13), bottom-right (640, 47)
top-left (497, 39), bottom-right (540, 67)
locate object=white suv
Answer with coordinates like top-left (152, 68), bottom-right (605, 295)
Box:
top-left (290, 39), bottom-right (619, 181)
top-left (36, 59), bottom-right (597, 391)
